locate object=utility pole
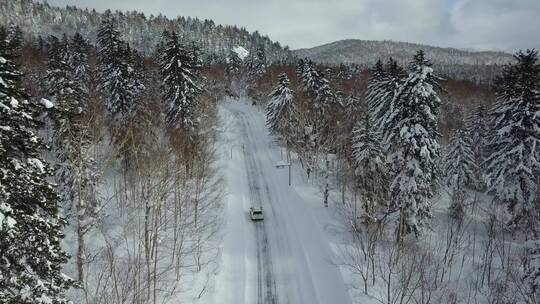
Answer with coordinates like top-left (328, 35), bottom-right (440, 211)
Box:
top-left (288, 164), bottom-right (291, 186)
top-left (230, 144), bottom-right (244, 159)
top-left (276, 161), bottom-right (292, 186)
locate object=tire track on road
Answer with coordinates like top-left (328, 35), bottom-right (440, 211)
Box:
top-left (237, 110), bottom-right (278, 304)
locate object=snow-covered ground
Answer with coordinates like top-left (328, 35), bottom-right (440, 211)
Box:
top-left (212, 99), bottom-right (352, 304)
top-left (232, 46), bottom-right (250, 60)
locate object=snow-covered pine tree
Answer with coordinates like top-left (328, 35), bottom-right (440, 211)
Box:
top-left (299, 59), bottom-right (323, 98)
top-left (128, 46), bottom-right (147, 98)
top-left (97, 11), bottom-right (144, 121)
top-left (314, 71), bottom-right (336, 107)
top-left (341, 93), bottom-right (362, 132)
top-left (444, 129), bottom-right (476, 219)
top-left (296, 58), bottom-right (306, 77)
top-left (246, 45), bottom-right (267, 80)
top-left (159, 30), bottom-right (202, 130)
top-left (485, 49), bottom-right (540, 231)
top-left (96, 10), bottom-right (122, 68)
top-left (68, 33), bottom-right (91, 92)
top-left (0, 26), bottom-right (74, 304)
top-left (444, 129), bottom-right (476, 189)
top-left (464, 105), bottom-right (490, 190)
top-left (44, 37), bottom-right (83, 130)
top-left (153, 30), bottom-right (170, 62)
top-left (365, 59), bottom-right (386, 124)
top-left (484, 50), bottom-right (540, 297)
top-left (188, 41), bottom-right (203, 73)
top-left (44, 33), bottom-right (91, 130)
top-left (352, 110), bottom-right (387, 225)
top-left (343, 93), bottom-right (361, 116)
top-left (254, 46), bottom-right (267, 75)
top-left (245, 45), bottom-right (267, 100)
top-left (226, 48), bottom-right (243, 77)
top-left (297, 59), bottom-right (338, 207)
top-left (44, 35), bottom-right (68, 97)
top-left (266, 73), bottom-right (296, 139)
top-left (298, 59), bottom-right (337, 121)
top-left (367, 58), bottom-right (406, 135)
top-left (384, 50), bottom-right (442, 240)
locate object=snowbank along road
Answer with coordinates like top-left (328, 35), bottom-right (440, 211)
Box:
top-left (213, 100), bottom-right (351, 304)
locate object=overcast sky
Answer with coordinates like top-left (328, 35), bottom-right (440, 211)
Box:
top-left (42, 0), bottom-right (540, 52)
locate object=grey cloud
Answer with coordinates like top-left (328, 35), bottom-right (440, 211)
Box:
top-left (449, 0), bottom-right (540, 51)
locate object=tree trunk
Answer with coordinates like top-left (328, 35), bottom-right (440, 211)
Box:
top-left (324, 154), bottom-right (330, 207)
top-left (397, 207), bottom-right (405, 246)
top-left (77, 214), bottom-right (86, 284)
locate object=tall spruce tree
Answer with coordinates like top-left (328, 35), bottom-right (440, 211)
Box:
top-left (226, 48), bottom-right (243, 77)
top-left (188, 41), bottom-right (203, 74)
top-left (352, 110), bottom-right (387, 224)
top-left (368, 58), bottom-right (406, 135)
top-left (365, 60), bottom-right (386, 104)
top-left (298, 59), bottom-right (337, 129)
top-left (246, 45), bottom-right (267, 100)
top-left (297, 59), bottom-right (338, 207)
top-left (96, 11), bottom-right (122, 68)
top-left (68, 33), bottom-right (91, 92)
top-left (484, 50), bottom-right (540, 297)
top-left (0, 26), bottom-right (74, 304)
top-left (444, 129), bottom-right (477, 219)
top-left (444, 129), bottom-right (476, 189)
top-left (266, 73), bottom-right (296, 139)
top-left (384, 50), bottom-right (442, 240)
top-left (44, 35), bottom-right (68, 97)
top-left (97, 11), bottom-right (144, 121)
top-left (485, 49), bottom-right (540, 230)
top-left (464, 105), bottom-right (490, 190)
top-left (247, 45), bottom-right (267, 80)
top-left (159, 30), bottom-right (202, 130)
top-left (299, 59), bottom-right (336, 105)
top-left (343, 93), bottom-right (361, 118)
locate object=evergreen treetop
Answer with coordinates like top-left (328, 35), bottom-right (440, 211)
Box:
top-left (485, 49), bottom-right (540, 232)
top-left (384, 50), bottom-right (442, 238)
top-left (159, 30), bottom-right (202, 130)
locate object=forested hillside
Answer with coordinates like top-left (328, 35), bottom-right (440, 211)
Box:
top-left (0, 0), bottom-right (292, 62)
top-left (294, 39), bottom-right (513, 84)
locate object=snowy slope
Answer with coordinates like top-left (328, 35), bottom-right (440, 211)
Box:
top-left (233, 46), bottom-right (250, 60)
top-left (213, 99), bottom-right (351, 304)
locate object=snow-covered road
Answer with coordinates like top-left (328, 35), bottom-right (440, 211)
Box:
top-left (213, 100), bottom-right (351, 304)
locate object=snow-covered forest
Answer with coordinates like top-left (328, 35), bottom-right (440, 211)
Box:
top-left (261, 52), bottom-right (540, 304)
top-left (0, 0), bottom-right (291, 62)
top-left (1, 1), bottom-right (539, 304)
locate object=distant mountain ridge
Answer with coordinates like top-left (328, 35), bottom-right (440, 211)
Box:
top-left (294, 39), bottom-right (513, 83)
top-left (293, 39), bottom-right (512, 66)
top-left (0, 0), bottom-right (291, 62)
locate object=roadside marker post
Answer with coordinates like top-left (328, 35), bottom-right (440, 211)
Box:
top-left (275, 161), bottom-right (292, 186)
